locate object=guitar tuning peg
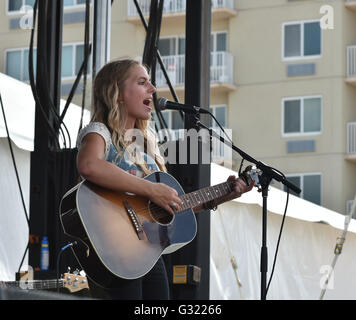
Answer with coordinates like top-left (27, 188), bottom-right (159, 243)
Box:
top-left (73, 269), bottom-right (79, 275)
top-left (67, 266), bottom-right (71, 272)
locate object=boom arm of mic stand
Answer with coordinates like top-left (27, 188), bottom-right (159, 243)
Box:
top-left (195, 121), bottom-right (301, 195)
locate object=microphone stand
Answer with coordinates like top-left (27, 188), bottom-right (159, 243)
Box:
top-left (194, 117), bottom-right (301, 300)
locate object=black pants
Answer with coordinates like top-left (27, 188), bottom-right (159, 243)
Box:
top-left (88, 257), bottom-right (170, 300)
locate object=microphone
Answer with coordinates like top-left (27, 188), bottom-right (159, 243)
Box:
top-left (157, 97), bottom-right (210, 114)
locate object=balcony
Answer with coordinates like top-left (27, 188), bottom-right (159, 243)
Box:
top-left (345, 0), bottom-right (356, 12)
top-left (346, 122), bottom-right (356, 161)
top-left (127, 0), bottom-right (237, 24)
top-left (155, 51), bottom-right (237, 94)
top-left (346, 46), bottom-right (356, 86)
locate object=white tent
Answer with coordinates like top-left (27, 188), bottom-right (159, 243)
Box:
top-left (1, 72), bottom-right (356, 299)
top-left (0, 72), bottom-right (90, 281)
top-left (0, 138), bottom-right (30, 282)
top-left (210, 164), bottom-right (356, 300)
top-left (0, 72), bottom-right (89, 151)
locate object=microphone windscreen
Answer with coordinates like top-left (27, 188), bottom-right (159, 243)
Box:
top-left (156, 97), bottom-right (167, 110)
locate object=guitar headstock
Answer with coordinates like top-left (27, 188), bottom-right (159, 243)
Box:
top-left (239, 165), bottom-right (262, 188)
top-left (62, 273), bottom-right (89, 293)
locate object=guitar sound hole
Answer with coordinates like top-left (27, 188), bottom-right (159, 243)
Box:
top-left (148, 201), bottom-right (175, 226)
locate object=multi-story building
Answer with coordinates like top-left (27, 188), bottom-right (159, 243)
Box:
top-left (2, 0), bottom-right (356, 217)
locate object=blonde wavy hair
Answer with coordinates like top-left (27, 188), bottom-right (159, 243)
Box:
top-left (90, 58), bottom-right (166, 175)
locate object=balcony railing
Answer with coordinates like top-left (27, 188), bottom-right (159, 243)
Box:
top-left (347, 46), bottom-right (356, 79)
top-left (155, 51), bottom-right (234, 87)
top-left (128, 0), bottom-right (235, 17)
top-left (346, 122), bottom-right (356, 157)
top-left (157, 127), bottom-right (232, 163)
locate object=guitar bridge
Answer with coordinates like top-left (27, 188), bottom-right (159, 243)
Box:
top-left (123, 200), bottom-right (145, 240)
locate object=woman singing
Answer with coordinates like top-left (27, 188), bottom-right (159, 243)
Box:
top-left (76, 58), bottom-right (253, 299)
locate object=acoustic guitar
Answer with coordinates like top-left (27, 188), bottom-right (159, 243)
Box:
top-left (59, 167), bottom-right (259, 288)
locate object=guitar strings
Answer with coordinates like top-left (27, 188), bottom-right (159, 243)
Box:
top-left (6, 279), bottom-right (65, 289)
top-left (129, 180), bottom-right (235, 218)
top-left (121, 181), bottom-right (235, 220)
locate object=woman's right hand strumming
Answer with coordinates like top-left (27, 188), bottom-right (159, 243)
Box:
top-left (147, 182), bottom-right (182, 215)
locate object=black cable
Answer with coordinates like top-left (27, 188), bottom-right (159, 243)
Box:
top-left (59, 46), bottom-right (91, 128)
top-left (32, 0), bottom-right (65, 148)
top-left (29, 0), bottom-right (72, 150)
top-left (78, 0), bottom-right (91, 135)
top-left (238, 158), bottom-right (244, 176)
top-left (17, 242), bottom-right (29, 274)
top-left (28, 0), bottom-right (60, 150)
top-left (56, 241), bottom-right (77, 292)
top-left (203, 106), bottom-right (234, 146)
top-left (266, 187), bottom-right (290, 296)
top-left (0, 93), bottom-right (30, 227)
top-left (0, 92), bottom-right (31, 274)
top-left (33, 0), bottom-right (72, 149)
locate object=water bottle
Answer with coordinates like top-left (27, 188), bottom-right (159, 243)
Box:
top-left (40, 236), bottom-right (49, 270)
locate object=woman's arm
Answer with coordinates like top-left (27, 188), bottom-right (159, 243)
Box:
top-left (77, 132), bottom-right (152, 196)
top-left (77, 132), bottom-right (182, 214)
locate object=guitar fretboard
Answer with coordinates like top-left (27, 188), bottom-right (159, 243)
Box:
top-left (179, 181), bottom-right (233, 211)
top-left (4, 279), bottom-right (64, 290)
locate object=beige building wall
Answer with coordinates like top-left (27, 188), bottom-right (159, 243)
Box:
top-left (226, 0), bottom-right (356, 214)
top-left (1, 0), bottom-right (356, 215)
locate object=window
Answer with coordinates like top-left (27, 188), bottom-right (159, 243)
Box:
top-left (283, 20), bottom-right (321, 60)
top-left (6, 43), bottom-right (88, 81)
top-left (158, 37), bottom-right (185, 56)
top-left (7, 0), bottom-right (88, 14)
top-left (5, 48), bottom-right (37, 81)
top-left (158, 32), bottom-right (227, 57)
top-left (282, 96), bottom-right (322, 136)
top-left (61, 43), bottom-right (90, 78)
top-left (283, 173), bottom-right (322, 206)
top-left (152, 105), bottom-right (226, 131)
top-left (209, 105), bottom-right (227, 128)
top-left (171, 111), bottom-right (184, 130)
top-left (152, 110), bottom-right (172, 130)
top-left (7, 0), bottom-right (34, 13)
top-left (63, 0), bottom-right (86, 7)
top-left (153, 110), bottom-right (185, 131)
top-left (211, 32), bottom-right (227, 52)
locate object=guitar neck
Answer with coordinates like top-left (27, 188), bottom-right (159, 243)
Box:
top-left (179, 180), bottom-right (233, 211)
top-left (4, 279), bottom-right (64, 290)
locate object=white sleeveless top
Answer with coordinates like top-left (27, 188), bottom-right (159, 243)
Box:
top-left (76, 122), bottom-right (112, 160)
top-left (76, 122), bottom-right (160, 178)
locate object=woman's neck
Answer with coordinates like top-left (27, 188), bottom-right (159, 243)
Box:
top-left (125, 117), bottom-right (136, 130)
